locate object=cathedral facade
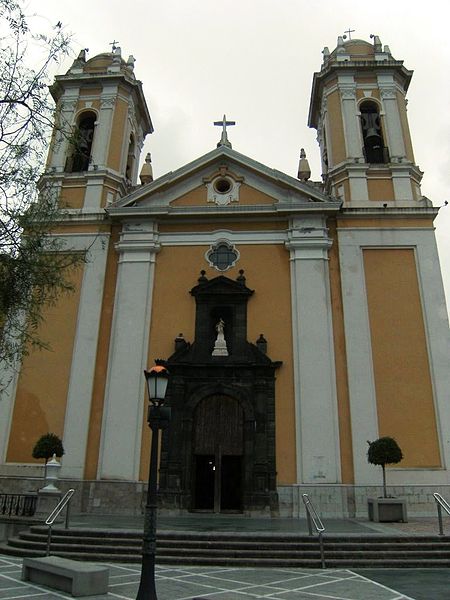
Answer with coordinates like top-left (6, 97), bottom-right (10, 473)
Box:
top-left (1, 37), bottom-right (449, 516)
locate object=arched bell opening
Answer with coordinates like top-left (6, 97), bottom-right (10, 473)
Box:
top-left (360, 101), bottom-right (389, 164)
top-left (65, 111), bottom-right (96, 172)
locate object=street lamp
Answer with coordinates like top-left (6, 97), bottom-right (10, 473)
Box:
top-left (136, 362), bottom-right (170, 600)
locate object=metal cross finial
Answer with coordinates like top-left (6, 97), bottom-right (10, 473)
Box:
top-left (343, 28), bottom-right (355, 40)
top-left (214, 114), bottom-right (236, 148)
top-left (110, 39), bottom-right (120, 51)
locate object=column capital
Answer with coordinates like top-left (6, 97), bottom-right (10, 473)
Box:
top-left (115, 220), bottom-right (161, 260)
top-left (285, 217), bottom-right (332, 259)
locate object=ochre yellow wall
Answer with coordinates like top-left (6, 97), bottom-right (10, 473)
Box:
top-left (140, 243), bottom-right (296, 484)
top-left (363, 248), bottom-right (441, 467)
top-left (338, 217), bottom-right (434, 229)
top-left (79, 87), bottom-right (102, 97)
top-left (367, 177), bottom-right (394, 201)
top-left (60, 184), bottom-right (85, 209)
top-left (171, 184), bottom-right (276, 207)
top-left (159, 221), bottom-right (286, 233)
top-left (6, 264), bottom-right (84, 463)
top-left (328, 219), bottom-right (354, 483)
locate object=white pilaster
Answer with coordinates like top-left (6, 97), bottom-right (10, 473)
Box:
top-left (338, 76), bottom-right (364, 160)
top-left (98, 221), bottom-right (160, 480)
top-left (348, 166), bottom-right (369, 202)
top-left (60, 233), bottom-right (110, 478)
top-left (391, 168), bottom-right (414, 202)
top-left (91, 85), bottom-right (118, 170)
top-left (378, 75), bottom-right (406, 159)
top-left (49, 94), bottom-right (79, 172)
top-left (286, 217), bottom-right (341, 484)
top-left (83, 178), bottom-right (105, 209)
top-left (336, 229), bottom-right (379, 484)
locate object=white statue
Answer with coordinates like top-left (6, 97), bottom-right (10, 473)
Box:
top-left (212, 318), bottom-right (228, 356)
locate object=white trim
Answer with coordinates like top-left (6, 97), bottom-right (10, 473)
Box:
top-left (160, 229), bottom-right (287, 246)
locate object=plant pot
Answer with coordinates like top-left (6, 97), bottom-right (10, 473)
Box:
top-left (367, 497), bottom-right (408, 522)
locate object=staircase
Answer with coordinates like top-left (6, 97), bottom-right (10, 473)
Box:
top-left (3, 526), bottom-right (450, 567)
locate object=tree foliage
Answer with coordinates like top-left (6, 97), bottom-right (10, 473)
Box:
top-left (367, 436), bottom-right (403, 498)
top-left (0, 0), bottom-right (81, 379)
top-left (32, 432), bottom-right (64, 463)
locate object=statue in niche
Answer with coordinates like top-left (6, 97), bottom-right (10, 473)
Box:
top-left (212, 318), bottom-right (228, 356)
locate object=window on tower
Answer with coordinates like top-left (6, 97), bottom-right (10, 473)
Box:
top-left (65, 111), bottom-right (96, 172)
top-left (360, 101), bottom-right (389, 164)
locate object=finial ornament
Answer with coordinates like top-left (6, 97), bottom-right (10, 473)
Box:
top-left (214, 114), bottom-right (236, 148)
top-left (370, 34), bottom-right (382, 52)
top-left (297, 148), bottom-right (311, 181)
top-left (139, 153), bottom-right (153, 185)
top-left (110, 39), bottom-right (120, 51)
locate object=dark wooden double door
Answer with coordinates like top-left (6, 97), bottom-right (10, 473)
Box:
top-left (192, 395), bottom-right (243, 512)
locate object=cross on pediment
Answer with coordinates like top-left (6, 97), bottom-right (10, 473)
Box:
top-left (214, 114), bottom-right (236, 148)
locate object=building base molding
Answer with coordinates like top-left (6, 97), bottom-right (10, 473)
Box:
top-left (1, 477), bottom-right (449, 519)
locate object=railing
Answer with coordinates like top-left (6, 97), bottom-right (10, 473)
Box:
top-left (0, 493), bottom-right (37, 517)
top-left (433, 492), bottom-right (450, 536)
top-left (302, 493), bottom-right (326, 568)
top-left (45, 488), bottom-right (75, 556)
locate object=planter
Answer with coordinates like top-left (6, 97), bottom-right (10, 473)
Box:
top-left (367, 497), bottom-right (408, 522)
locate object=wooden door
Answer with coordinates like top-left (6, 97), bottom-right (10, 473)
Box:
top-left (193, 395), bottom-right (243, 512)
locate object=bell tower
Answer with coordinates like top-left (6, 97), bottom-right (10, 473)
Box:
top-left (308, 36), bottom-right (426, 207)
top-left (42, 47), bottom-right (153, 209)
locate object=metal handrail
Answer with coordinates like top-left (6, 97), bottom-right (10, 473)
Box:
top-left (45, 488), bottom-right (75, 556)
top-left (433, 492), bottom-right (450, 536)
top-left (302, 493), bottom-right (326, 568)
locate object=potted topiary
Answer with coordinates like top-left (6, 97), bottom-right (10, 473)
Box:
top-left (367, 436), bottom-right (407, 522)
top-left (32, 433), bottom-right (64, 477)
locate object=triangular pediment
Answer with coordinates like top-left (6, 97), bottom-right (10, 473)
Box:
top-left (107, 145), bottom-right (340, 218)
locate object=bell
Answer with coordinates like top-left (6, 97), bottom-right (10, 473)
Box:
top-left (365, 128), bottom-right (382, 149)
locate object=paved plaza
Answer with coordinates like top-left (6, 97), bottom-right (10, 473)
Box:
top-left (0, 554), bottom-right (422, 600)
top-left (2, 515), bottom-right (450, 598)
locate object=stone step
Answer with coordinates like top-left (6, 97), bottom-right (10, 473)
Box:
top-left (9, 535), bottom-right (450, 556)
top-left (3, 543), bottom-right (450, 568)
top-left (18, 531), bottom-right (450, 552)
top-left (4, 527), bottom-right (450, 568)
top-left (27, 526), bottom-right (445, 542)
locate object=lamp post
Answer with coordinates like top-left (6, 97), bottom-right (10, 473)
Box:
top-left (136, 362), bottom-right (170, 600)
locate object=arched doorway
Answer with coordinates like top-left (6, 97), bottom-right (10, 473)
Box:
top-left (192, 395), bottom-right (243, 512)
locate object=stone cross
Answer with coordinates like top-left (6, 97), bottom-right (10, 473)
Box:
top-left (214, 114), bottom-right (236, 148)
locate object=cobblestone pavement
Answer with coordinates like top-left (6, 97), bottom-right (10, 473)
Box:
top-left (0, 554), bottom-right (416, 600)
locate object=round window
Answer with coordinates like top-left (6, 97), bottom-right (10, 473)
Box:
top-left (213, 177), bottom-right (232, 194)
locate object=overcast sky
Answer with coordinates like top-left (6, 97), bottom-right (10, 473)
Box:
top-left (35, 0), bottom-right (450, 316)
